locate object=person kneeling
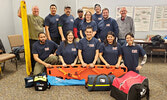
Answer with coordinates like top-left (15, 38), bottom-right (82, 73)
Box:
top-left (33, 32), bottom-right (58, 75)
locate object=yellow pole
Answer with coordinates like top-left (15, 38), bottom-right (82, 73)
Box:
top-left (20, 1), bottom-right (32, 75)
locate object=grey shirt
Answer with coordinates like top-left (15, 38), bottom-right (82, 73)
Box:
top-left (117, 16), bottom-right (135, 39)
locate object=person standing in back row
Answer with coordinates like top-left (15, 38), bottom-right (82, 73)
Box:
top-left (44, 4), bottom-right (60, 45)
top-left (97, 8), bottom-right (119, 42)
top-left (58, 6), bottom-right (74, 41)
top-left (18, 3), bottom-right (44, 71)
top-left (73, 9), bottom-right (84, 40)
top-left (117, 7), bottom-right (135, 46)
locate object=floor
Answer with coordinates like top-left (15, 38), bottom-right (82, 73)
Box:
top-left (0, 56), bottom-right (167, 100)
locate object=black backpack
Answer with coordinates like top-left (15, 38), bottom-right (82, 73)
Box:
top-left (151, 35), bottom-right (165, 46)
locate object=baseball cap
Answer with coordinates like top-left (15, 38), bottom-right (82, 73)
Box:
top-left (77, 9), bottom-right (83, 13)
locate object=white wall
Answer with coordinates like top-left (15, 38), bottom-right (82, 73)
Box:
top-left (77, 0), bottom-right (167, 39)
top-left (0, 0), bottom-right (15, 53)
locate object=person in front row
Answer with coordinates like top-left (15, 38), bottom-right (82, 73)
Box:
top-left (99, 31), bottom-right (122, 68)
top-left (121, 33), bottom-right (147, 73)
top-left (56, 31), bottom-right (78, 67)
top-left (78, 26), bottom-right (100, 68)
top-left (32, 32), bottom-right (58, 75)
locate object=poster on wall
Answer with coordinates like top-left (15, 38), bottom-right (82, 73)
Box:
top-left (116, 6), bottom-right (133, 19)
top-left (134, 7), bottom-right (152, 31)
top-left (152, 6), bottom-right (167, 30)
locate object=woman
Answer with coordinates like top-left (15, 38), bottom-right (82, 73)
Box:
top-left (121, 33), bottom-right (147, 73)
top-left (56, 31), bottom-right (78, 67)
top-left (99, 31), bottom-right (122, 67)
top-left (80, 11), bottom-right (97, 38)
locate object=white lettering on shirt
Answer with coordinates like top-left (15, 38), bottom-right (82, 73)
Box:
top-left (112, 47), bottom-right (117, 50)
top-left (106, 24), bottom-right (110, 27)
top-left (45, 47), bottom-right (49, 51)
top-left (89, 44), bottom-right (94, 47)
top-left (132, 49), bottom-right (138, 53)
top-left (70, 19), bottom-right (74, 22)
top-left (56, 18), bottom-right (59, 21)
top-left (98, 17), bottom-right (102, 20)
top-left (72, 48), bottom-right (76, 51)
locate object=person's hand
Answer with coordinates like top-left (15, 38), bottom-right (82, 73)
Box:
top-left (44, 63), bottom-right (52, 68)
top-left (98, 38), bottom-right (101, 42)
top-left (62, 63), bottom-right (67, 67)
top-left (82, 62), bottom-right (87, 67)
top-left (71, 63), bottom-right (76, 66)
top-left (62, 37), bottom-right (66, 41)
top-left (136, 65), bottom-right (142, 71)
top-left (120, 63), bottom-right (125, 67)
top-left (115, 63), bottom-right (120, 68)
top-left (75, 38), bottom-right (80, 42)
top-left (89, 63), bottom-right (95, 68)
top-left (105, 63), bottom-right (110, 68)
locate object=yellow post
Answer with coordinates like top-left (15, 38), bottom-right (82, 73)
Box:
top-left (20, 1), bottom-right (32, 75)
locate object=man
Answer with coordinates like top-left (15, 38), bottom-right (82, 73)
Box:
top-left (18, 4), bottom-right (44, 71)
top-left (117, 7), bottom-right (135, 46)
top-left (97, 8), bottom-right (119, 42)
top-left (44, 4), bottom-right (60, 45)
top-left (92, 4), bottom-right (103, 25)
top-left (78, 26), bottom-right (100, 68)
top-left (58, 6), bottom-right (74, 41)
top-left (73, 9), bottom-right (84, 40)
top-left (32, 32), bottom-right (58, 75)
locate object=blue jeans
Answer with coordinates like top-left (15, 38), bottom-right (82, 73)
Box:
top-left (118, 39), bottom-right (126, 46)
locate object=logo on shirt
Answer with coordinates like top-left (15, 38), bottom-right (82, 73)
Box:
top-left (112, 47), bottom-right (117, 50)
top-left (106, 24), bottom-right (110, 27)
top-left (56, 18), bottom-right (59, 21)
top-left (132, 49), bottom-right (138, 53)
top-left (70, 19), bottom-right (74, 22)
top-left (72, 48), bottom-right (76, 51)
top-left (45, 47), bottom-right (49, 51)
top-left (89, 44), bottom-right (94, 47)
top-left (98, 17), bottom-right (102, 20)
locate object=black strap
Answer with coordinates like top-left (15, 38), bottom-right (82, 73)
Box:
top-left (91, 74), bottom-right (111, 91)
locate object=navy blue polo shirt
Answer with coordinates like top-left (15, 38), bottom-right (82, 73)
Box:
top-left (32, 40), bottom-right (58, 61)
top-left (58, 14), bottom-right (74, 36)
top-left (44, 14), bottom-right (60, 38)
top-left (56, 42), bottom-right (78, 64)
top-left (97, 18), bottom-right (119, 42)
top-left (78, 37), bottom-right (100, 64)
top-left (74, 18), bottom-right (83, 39)
top-left (99, 43), bottom-right (122, 65)
top-left (80, 21), bottom-right (97, 37)
top-left (92, 13), bottom-right (103, 24)
top-left (121, 44), bottom-right (146, 72)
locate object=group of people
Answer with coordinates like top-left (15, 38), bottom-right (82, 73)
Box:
top-left (17, 3), bottom-right (147, 75)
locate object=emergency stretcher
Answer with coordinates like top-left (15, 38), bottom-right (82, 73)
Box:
top-left (47, 65), bottom-right (127, 82)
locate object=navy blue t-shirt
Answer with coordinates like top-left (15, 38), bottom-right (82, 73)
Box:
top-left (99, 43), bottom-right (122, 65)
top-left (74, 18), bottom-right (83, 39)
top-left (32, 40), bottom-right (58, 61)
top-left (56, 42), bottom-right (78, 64)
top-left (92, 13), bottom-right (103, 24)
top-left (97, 18), bottom-right (119, 42)
top-left (44, 14), bottom-right (60, 38)
top-left (80, 21), bottom-right (97, 37)
top-left (121, 44), bottom-right (146, 71)
top-left (78, 37), bottom-right (100, 64)
top-left (58, 14), bottom-right (74, 36)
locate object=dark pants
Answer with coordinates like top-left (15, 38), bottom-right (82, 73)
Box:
top-left (51, 37), bottom-right (61, 45)
top-left (118, 39), bottom-right (126, 46)
top-left (29, 39), bottom-right (38, 72)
